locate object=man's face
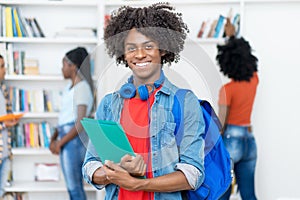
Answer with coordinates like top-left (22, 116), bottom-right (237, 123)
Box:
top-left (0, 58), bottom-right (6, 81)
top-left (124, 28), bottom-right (164, 86)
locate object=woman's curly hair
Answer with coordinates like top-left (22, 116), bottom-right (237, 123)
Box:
top-left (104, 2), bottom-right (189, 67)
top-left (216, 37), bottom-right (258, 81)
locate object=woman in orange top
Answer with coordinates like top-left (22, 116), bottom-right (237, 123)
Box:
top-left (217, 36), bottom-right (259, 200)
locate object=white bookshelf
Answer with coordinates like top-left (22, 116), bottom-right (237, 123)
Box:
top-left (5, 0), bottom-right (298, 199)
top-left (0, 0), bottom-right (240, 199)
top-left (1, 0), bottom-right (101, 199)
top-left (104, 0), bottom-right (241, 6)
top-left (22, 112), bottom-right (59, 118)
top-left (5, 75), bottom-right (64, 81)
top-left (0, 0), bottom-right (97, 5)
top-left (12, 147), bottom-right (52, 155)
top-left (0, 37), bottom-right (98, 44)
top-left (5, 181), bottom-right (96, 192)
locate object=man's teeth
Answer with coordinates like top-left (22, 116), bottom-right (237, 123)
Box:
top-left (136, 62), bottom-right (150, 67)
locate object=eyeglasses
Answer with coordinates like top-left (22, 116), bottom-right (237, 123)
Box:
top-left (125, 42), bottom-right (159, 55)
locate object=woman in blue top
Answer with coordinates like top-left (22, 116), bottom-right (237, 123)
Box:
top-left (82, 3), bottom-right (205, 200)
top-left (50, 47), bottom-right (94, 200)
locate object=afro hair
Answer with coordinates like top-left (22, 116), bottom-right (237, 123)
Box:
top-left (104, 2), bottom-right (189, 67)
top-left (216, 37), bottom-right (258, 81)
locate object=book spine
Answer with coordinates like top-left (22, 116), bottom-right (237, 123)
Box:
top-left (11, 7), bottom-right (18, 37)
top-left (12, 8), bottom-right (22, 37)
top-left (33, 18), bottom-right (45, 37)
top-left (5, 7), bottom-right (13, 37)
top-left (213, 15), bottom-right (225, 38)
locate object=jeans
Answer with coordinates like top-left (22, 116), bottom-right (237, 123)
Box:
top-left (219, 125), bottom-right (257, 200)
top-left (0, 157), bottom-right (10, 197)
top-left (58, 123), bottom-right (87, 200)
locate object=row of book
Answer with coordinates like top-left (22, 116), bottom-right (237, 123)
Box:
top-left (2, 192), bottom-right (26, 200)
top-left (197, 12), bottom-right (240, 39)
top-left (0, 5), bottom-right (45, 38)
top-left (10, 121), bottom-right (54, 149)
top-left (6, 86), bottom-right (62, 113)
top-left (0, 43), bottom-right (39, 75)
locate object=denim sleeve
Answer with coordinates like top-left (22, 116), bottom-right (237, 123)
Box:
top-left (177, 91), bottom-right (205, 190)
top-left (95, 93), bottom-right (112, 120)
top-left (175, 163), bottom-right (202, 189)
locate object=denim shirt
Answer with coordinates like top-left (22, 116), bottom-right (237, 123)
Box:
top-left (82, 78), bottom-right (205, 200)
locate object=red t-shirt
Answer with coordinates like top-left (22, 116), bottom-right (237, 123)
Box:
top-left (118, 90), bottom-right (157, 200)
top-left (218, 73), bottom-right (259, 125)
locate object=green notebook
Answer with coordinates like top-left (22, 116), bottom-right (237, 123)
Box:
top-left (81, 118), bottom-right (135, 163)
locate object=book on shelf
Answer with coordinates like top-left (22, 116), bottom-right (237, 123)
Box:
top-left (16, 7), bottom-right (32, 38)
top-left (1, 6), bottom-right (5, 37)
top-left (213, 15), bottom-right (226, 38)
top-left (1, 5), bottom-right (45, 38)
top-left (24, 58), bottom-right (39, 75)
top-left (2, 193), bottom-right (28, 200)
top-left (1, 45), bottom-right (39, 75)
top-left (7, 44), bottom-right (14, 75)
top-left (54, 27), bottom-right (96, 38)
top-left (35, 163), bottom-right (60, 182)
top-left (197, 20), bottom-right (207, 38)
top-left (202, 19), bottom-right (212, 38)
top-left (196, 8), bottom-right (239, 39)
top-left (5, 7), bottom-right (13, 37)
top-left (13, 51), bottom-right (25, 75)
top-left (26, 18), bottom-right (39, 37)
top-left (11, 7), bottom-right (18, 37)
top-left (207, 19), bottom-right (218, 38)
top-left (13, 8), bottom-right (22, 37)
top-left (33, 18), bottom-right (45, 37)
top-left (0, 43), bottom-right (7, 68)
top-left (11, 121), bottom-right (53, 148)
top-left (15, 7), bottom-right (28, 37)
top-left (23, 17), bottom-right (44, 38)
top-left (232, 13), bottom-right (240, 37)
top-left (7, 86), bottom-right (62, 113)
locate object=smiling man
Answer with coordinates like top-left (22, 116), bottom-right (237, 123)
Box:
top-left (82, 3), bottom-right (205, 200)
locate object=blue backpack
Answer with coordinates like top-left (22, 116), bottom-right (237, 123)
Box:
top-left (172, 89), bottom-right (232, 200)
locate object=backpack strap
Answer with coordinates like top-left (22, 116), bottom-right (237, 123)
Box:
top-left (173, 89), bottom-right (223, 155)
top-left (173, 89), bottom-right (190, 146)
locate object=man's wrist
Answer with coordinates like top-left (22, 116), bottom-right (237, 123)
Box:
top-left (133, 176), bottom-right (149, 191)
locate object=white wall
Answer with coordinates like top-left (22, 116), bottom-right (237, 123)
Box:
top-left (96, 2), bottom-right (300, 200)
top-left (243, 2), bottom-right (300, 200)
